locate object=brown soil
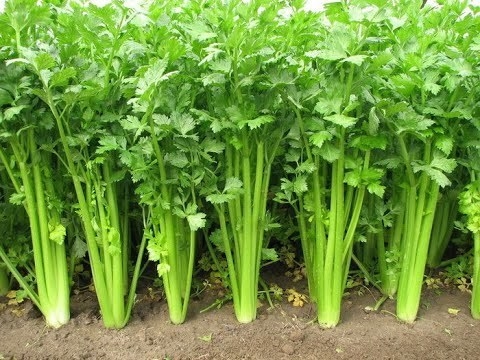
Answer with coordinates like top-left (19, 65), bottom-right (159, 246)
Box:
top-left (1, 279), bottom-right (479, 360)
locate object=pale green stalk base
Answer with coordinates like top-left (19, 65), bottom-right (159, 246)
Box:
top-left (236, 315), bottom-right (255, 324)
top-left (472, 233), bottom-right (480, 319)
top-left (235, 307), bottom-right (256, 324)
top-left (396, 309), bottom-right (417, 324)
top-left (318, 313), bottom-right (340, 329)
top-left (317, 275), bottom-right (343, 328)
top-left (169, 312), bottom-right (185, 325)
top-left (0, 267), bottom-right (9, 296)
top-left (44, 306), bottom-right (70, 329)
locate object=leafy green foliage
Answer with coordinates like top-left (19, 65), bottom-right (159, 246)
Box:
top-left (0, 0), bottom-right (479, 329)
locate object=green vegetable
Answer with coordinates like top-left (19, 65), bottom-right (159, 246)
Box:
top-left (385, 0), bottom-right (475, 323)
top-left (0, 1), bottom-right (70, 327)
top-left (274, 2), bottom-right (388, 327)
top-left (117, 1), bottom-right (209, 324)
top-left (459, 181), bottom-right (480, 318)
top-left (2, 1), bottom-right (148, 328)
top-left (0, 0), bottom-right (478, 329)
top-left (188, 0), bottom-right (290, 323)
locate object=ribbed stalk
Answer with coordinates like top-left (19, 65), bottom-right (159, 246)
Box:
top-left (472, 233), bottom-right (480, 319)
top-left (0, 266), bottom-right (9, 296)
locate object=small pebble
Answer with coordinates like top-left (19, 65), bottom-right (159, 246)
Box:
top-left (289, 331), bottom-right (304, 342)
top-left (281, 343), bottom-right (295, 355)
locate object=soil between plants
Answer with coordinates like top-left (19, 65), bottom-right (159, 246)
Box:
top-left (1, 279), bottom-right (479, 360)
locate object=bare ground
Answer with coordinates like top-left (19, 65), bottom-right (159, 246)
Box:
top-left (1, 278), bottom-right (479, 360)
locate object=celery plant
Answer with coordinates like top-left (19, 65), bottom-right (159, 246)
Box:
top-left (376, 0), bottom-right (476, 322)
top-left (123, 92), bottom-right (208, 324)
top-left (4, 1), bottom-right (147, 328)
top-left (459, 180), bottom-right (480, 319)
top-left (0, 3), bottom-right (70, 326)
top-left (182, 0), bottom-right (291, 323)
top-left (457, 1), bottom-right (480, 319)
top-left (275, 3), bottom-right (388, 327)
top-left (115, 0), bottom-right (209, 324)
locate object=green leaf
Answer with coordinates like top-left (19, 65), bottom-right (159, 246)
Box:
top-left (107, 228), bottom-right (121, 256)
top-left (9, 192), bottom-right (25, 205)
top-left (136, 58), bottom-right (170, 96)
top-left (147, 232), bottom-right (167, 262)
top-left (423, 82), bottom-right (442, 95)
top-left (261, 248), bottom-right (278, 261)
top-left (5, 58), bottom-right (30, 67)
top-left (209, 229), bottom-right (225, 252)
top-left (340, 55), bottom-right (368, 66)
top-left (121, 115), bottom-right (146, 139)
top-left (350, 135), bottom-right (387, 151)
top-left (395, 113), bottom-right (434, 134)
top-left (96, 136), bottom-right (121, 154)
top-left (310, 131), bottom-right (333, 149)
top-left (50, 67), bottom-right (77, 87)
top-left (367, 182), bottom-right (385, 197)
top-left (157, 263), bottom-right (171, 277)
top-left (239, 115), bottom-right (274, 130)
top-left (430, 157), bottom-right (456, 173)
top-left (375, 157), bottom-right (402, 169)
top-left (40, 70), bottom-right (54, 88)
top-left (186, 213), bottom-right (206, 232)
top-left (202, 72), bottom-right (226, 86)
top-left (202, 138), bottom-right (225, 154)
top-left (184, 20), bottom-right (217, 42)
top-left (389, 16), bottom-right (407, 30)
top-left (447, 58), bottom-right (473, 78)
top-left (0, 89), bottom-right (13, 107)
top-left (164, 152), bottom-right (189, 168)
top-left (172, 205), bottom-right (186, 219)
top-left (389, 74), bottom-right (416, 97)
top-left (305, 48), bottom-right (346, 61)
top-left (4, 106), bottom-right (28, 121)
top-left (319, 143), bottom-right (340, 162)
top-left (198, 333), bottom-right (213, 342)
top-left (224, 177), bottom-right (243, 193)
top-left (296, 161), bottom-right (316, 174)
top-left (323, 114), bottom-right (358, 128)
top-left (209, 59), bottom-right (231, 73)
top-left (361, 168), bottom-right (384, 182)
top-left (413, 162), bottom-right (452, 188)
top-left (48, 222), bottom-right (66, 245)
top-left (174, 113), bottom-right (196, 135)
top-left (435, 136), bottom-right (454, 155)
top-left (425, 168), bottom-right (452, 188)
top-left (34, 53), bottom-right (55, 71)
top-left (226, 106), bottom-right (244, 124)
top-left (291, 176), bottom-right (308, 194)
top-left (206, 193), bottom-right (235, 204)
top-left (72, 237), bottom-right (88, 259)
top-left (344, 170), bottom-right (361, 187)
top-left (314, 98), bottom-right (342, 115)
